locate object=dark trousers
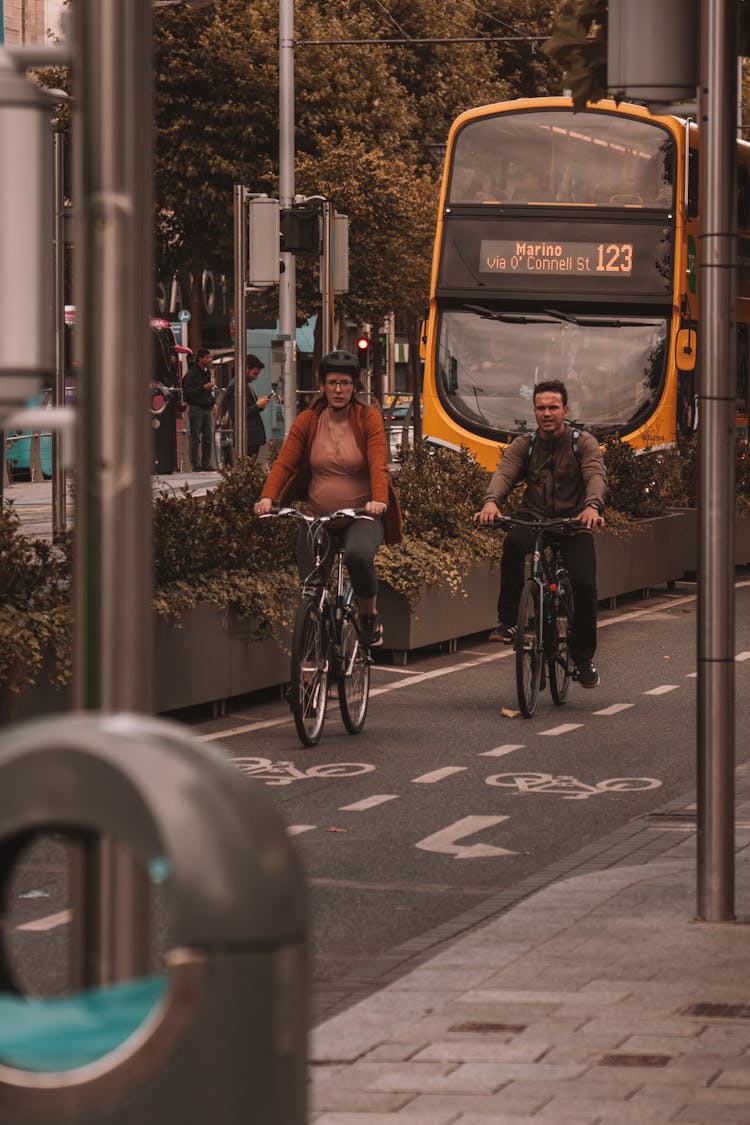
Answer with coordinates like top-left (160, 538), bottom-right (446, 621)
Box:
top-left (297, 517), bottom-right (384, 599)
top-left (498, 525), bottom-right (598, 661)
top-left (189, 406), bottom-right (213, 470)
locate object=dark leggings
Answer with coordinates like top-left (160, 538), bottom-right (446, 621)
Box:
top-left (297, 517), bottom-right (384, 599)
top-left (498, 525), bottom-right (598, 662)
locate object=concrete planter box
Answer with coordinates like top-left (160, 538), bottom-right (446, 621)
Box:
top-left (378, 557), bottom-right (499, 662)
top-left (594, 512), bottom-right (691, 602)
top-left (7, 603), bottom-right (291, 720)
top-left (155, 602), bottom-right (290, 712)
top-left (667, 507), bottom-right (750, 571)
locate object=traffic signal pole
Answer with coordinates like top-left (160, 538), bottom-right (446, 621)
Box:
top-left (279, 0), bottom-right (297, 431)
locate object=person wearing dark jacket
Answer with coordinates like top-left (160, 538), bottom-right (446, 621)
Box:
top-left (476, 379), bottom-right (607, 688)
top-left (182, 347), bottom-right (215, 471)
top-left (224, 354), bottom-right (269, 460)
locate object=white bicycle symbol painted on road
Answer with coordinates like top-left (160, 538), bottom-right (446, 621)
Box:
top-left (234, 757), bottom-right (375, 787)
top-left (486, 772), bottom-right (662, 801)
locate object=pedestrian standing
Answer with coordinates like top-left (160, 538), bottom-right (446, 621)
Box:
top-left (183, 347), bottom-right (215, 472)
top-left (225, 353), bottom-right (270, 460)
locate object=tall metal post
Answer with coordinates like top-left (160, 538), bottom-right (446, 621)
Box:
top-left (71, 0), bottom-right (154, 984)
top-left (233, 184), bottom-right (248, 459)
top-left (696, 0), bottom-right (737, 921)
top-left (52, 129), bottom-right (66, 532)
top-left (320, 200), bottom-right (332, 354)
top-left (279, 0), bottom-right (296, 429)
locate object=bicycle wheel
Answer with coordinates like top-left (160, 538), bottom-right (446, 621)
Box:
top-left (549, 572), bottom-right (574, 706)
top-left (290, 595), bottom-right (330, 746)
top-left (516, 580), bottom-right (542, 718)
top-left (338, 609), bottom-right (371, 734)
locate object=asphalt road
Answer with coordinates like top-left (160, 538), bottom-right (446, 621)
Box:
top-left (5, 578), bottom-right (750, 1023)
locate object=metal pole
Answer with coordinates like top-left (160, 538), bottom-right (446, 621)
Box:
top-left (233, 184), bottom-right (247, 459)
top-left (696, 0), bottom-right (737, 921)
top-left (52, 129), bottom-right (66, 532)
top-left (320, 200), bottom-right (332, 355)
top-left (71, 0), bottom-right (154, 984)
top-left (279, 0), bottom-right (296, 429)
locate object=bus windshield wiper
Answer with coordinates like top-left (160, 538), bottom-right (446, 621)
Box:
top-left (545, 307), bottom-right (662, 329)
top-left (543, 308), bottom-right (581, 324)
top-left (462, 304), bottom-right (556, 325)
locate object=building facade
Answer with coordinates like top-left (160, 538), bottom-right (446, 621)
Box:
top-left (3, 0), bottom-right (64, 45)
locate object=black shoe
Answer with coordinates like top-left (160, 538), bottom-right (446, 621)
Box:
top-left (360, 613), bottom-right (383, 648)
top-left (488, 623), bottom-right (517, 644)
top-left (573, 658), bottom-right (600, 688)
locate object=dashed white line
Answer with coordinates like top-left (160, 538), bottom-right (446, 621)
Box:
top-left (480, 743), bottom-right (525, 757)
top-left (737, 652), bottom-right (750, 662)
top-left (593, 703), bottom-right (635, 716)
top-left (538, 723), bottom-right (584, 737)
top-left (412, 766), bottom-right (468, 784)
top-left (16, 909), bottom-right (72, 932)
top-left (643, 685), bottom-right (680, 696)
top-left (287, 825), bottom-right (317, 837)
top-left (339, 795), bottom-right (399, 811)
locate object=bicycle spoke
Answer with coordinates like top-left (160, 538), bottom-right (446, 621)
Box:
top-left (549, 573), bottom-right (574, 706)
top-left (291, 596), bottom-right (329, 746)
top-left (338, 612), bottom-right (370, 734)
top-left (516, 581), bottom-right (542, 718)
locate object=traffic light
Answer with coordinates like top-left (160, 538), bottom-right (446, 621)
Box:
top-left (356, 334), bottom-right (370, 369)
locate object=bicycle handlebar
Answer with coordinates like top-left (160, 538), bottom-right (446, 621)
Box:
top-left (487, 514), bottom-right (583, 534)
top-left (259, 506), bottom-right (374, 523)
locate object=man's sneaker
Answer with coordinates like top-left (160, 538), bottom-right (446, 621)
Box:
top-left (360, 613), bottom-right (383, 648)
top-left (488, 623), bottom-right (517, 644)
top-left (574, 658), bottom-right (600, 688)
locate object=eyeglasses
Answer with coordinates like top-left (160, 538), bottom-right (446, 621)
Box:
top-left (325, 379), bottom-right (354, 389)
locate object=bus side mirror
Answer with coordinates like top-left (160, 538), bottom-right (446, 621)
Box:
top-left (676, 327), bottom-right (697, 372)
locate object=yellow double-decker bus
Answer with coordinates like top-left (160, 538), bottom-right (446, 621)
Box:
top-left (422, 96), bottom-right (750, 470)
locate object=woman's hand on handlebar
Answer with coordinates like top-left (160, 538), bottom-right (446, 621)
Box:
top-left (254, 497), bottom-right (274, 516)
top-left (365, 500), bottom-right (387, 517)
top-left (475, 501), bottom-right (501, 525)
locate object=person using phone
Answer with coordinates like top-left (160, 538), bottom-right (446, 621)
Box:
top-left (224, 353), bottom-right (269, 461)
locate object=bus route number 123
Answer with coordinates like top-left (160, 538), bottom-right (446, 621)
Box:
top-left (597, 242), bottom-right (633, 273)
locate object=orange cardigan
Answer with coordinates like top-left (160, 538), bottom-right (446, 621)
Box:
top-left (261, 401), bottom-right (403, 545)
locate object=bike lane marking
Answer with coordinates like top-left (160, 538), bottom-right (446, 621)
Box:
top-left (538, 723), bottom-right (584, 736)
top-left (287, 825), bottom-right (317, 836)
top-left (415, 816), bottom-right (517, 859)
top-left (593, 703), bottom-right (635, 716)
top-left (16, 909), bottom-right (72, 932)
top-left (643, 685), bottom-right (680, 696)
top-left (340, 795), bottom-right (399, 811)
top-left (479, 743), bottom-right (525, 757)
top-left (412, 767), bottom-right (467, 784)
top-left (737, 652), bottom-right (750, 661)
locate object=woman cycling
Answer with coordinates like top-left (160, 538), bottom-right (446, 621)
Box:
top-left (254, 350), bottom-right (402, 647)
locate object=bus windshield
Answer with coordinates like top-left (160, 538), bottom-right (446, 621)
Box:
top-left (448, 109), bottom-right (675, 209)
top-left (437, 307), bottom-right (668, 437)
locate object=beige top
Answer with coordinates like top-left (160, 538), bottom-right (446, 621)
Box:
top-left (307, 408), bottom-right (371, 515)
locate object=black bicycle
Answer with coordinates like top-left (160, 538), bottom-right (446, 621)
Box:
top-left (261, 508), bottom-right (373, 746)
top-left (492, 516), bottom-right (579, 718)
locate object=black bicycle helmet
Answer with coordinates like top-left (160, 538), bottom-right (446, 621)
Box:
top-left (319, 349), bottom-right (359, 379)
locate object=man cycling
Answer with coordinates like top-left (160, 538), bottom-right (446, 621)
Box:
top-left (476, 379), bottom-right (607, 688)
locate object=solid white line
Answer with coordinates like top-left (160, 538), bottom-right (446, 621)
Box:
top-left (340, 795), bottom-right (399, 811)
top-left (16, 909), bottom-right (72, 932)
top-left (411, 766), bottom-right (468, 784)
top-left (480, 743), bottom-right (525, 757)
top-left (538, 723), bottom-right (584, 736)
top-left (643, 685), bottom-right (680, 696)
top-left (686, 671), bottom-right (698, 678)
top-left (371, 664), bottom-right (423, 676)
top-left (737, 652), bottom-right (750, 662)
top-left (287, 825), bottom-right (316, 837)
top-left (593, 703), bottom-right (635, 716)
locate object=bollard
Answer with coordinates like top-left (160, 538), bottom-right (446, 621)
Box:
top-left (0, 713), bottom-right (308, 1124)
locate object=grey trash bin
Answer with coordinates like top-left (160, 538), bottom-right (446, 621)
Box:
top-left (0, 713), bottom-right (307, 1125)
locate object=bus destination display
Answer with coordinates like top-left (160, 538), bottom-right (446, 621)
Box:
top-left (480, 238), bottom-right (634, 276)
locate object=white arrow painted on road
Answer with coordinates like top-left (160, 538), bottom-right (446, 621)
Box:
top-left (415, 816), bottom-right (517, 860)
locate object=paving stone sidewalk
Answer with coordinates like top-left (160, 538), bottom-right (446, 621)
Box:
top-left (309, 784), bottom-right (750, 1124)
